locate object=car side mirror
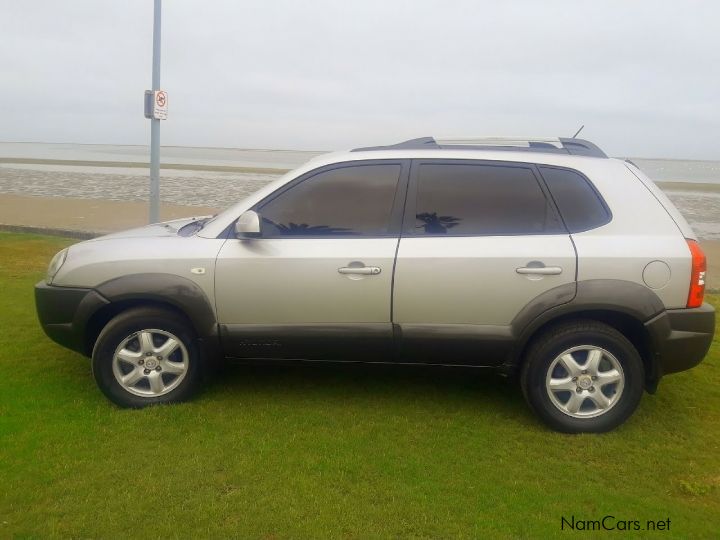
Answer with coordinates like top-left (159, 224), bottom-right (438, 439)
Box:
top-left (235, 210), bottom-right (262, 239)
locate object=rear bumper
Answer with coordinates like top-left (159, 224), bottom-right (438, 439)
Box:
top-left (35, 281), bottom-right (108, 356)
top-left (645, 303), bottom-right (715, 385)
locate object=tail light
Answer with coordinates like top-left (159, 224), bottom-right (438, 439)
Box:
top-left (686, 239), bottom-right (706, 308)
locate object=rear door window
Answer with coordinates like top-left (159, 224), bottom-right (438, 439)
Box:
top-left (411, 162), bottom-right (564, 235)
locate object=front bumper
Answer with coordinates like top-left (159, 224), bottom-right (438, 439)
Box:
top-left (35, 281), bottom-right (108, 356)
top-left (645, 302), bottom-right (715, 386)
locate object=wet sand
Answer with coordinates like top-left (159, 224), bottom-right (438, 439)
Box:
top-left (0, 157), bottom-right (290, 175)
top-left (701, 240), bottom-right (720, 290)
top-left (1, 192), bottom-right (719, 291)
top-left (2, 164), bottom-right (719, 238)
top-left (0, 164), bottom-right (279, 209)
top-left (657, 181), bottom-right (720, 193)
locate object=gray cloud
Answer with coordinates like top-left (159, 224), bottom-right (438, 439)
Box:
top-left (1, 0), bottom-right (718, 158)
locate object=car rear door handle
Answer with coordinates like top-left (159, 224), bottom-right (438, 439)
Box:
top-left (516, 266), bottom-right (563, 275)
top-left (338, 266), bottom-right (381, 275)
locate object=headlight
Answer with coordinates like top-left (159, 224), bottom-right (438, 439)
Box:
top-left (47, 248), bottom-right (68, 283)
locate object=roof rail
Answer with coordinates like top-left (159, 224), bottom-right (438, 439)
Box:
top-left (352, 137), bottom-right (438, 152)
top-left (351, 136), bottom-right (607, 158)
top-left (436, 136), bottom-right (564, 149)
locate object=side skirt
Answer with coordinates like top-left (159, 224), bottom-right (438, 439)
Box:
top-left (220, 322), bottom-right (515, 367)
top-left (395, 323), bottom-right (514, 366)
top-left (220, 323), bottom-right (394, 361)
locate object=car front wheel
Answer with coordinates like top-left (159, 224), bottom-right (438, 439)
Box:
top-left (92, 307), bottom-right (201, 408)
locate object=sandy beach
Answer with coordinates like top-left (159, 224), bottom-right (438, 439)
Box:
top-left (2, 190), bottom-right (719, 291)
top-left (0, 193), bottom-right (216, 234)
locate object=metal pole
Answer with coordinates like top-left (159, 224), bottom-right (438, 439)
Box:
top-left (149, 0), bottom-right (162, 223)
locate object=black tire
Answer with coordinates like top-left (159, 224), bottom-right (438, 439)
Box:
top-left (520, 320), bottom-right (644, 433)
top-left (92, 307), bottom-right (202, 408)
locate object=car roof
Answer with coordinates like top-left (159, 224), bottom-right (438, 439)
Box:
top-left (293, 136), bottom-right (610, 171)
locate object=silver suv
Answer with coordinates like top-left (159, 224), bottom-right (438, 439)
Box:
top-left (35, 136), bottom-right (715, 432)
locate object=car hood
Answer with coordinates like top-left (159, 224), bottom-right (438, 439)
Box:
top-left (87, 216), bottom-right (212, 241)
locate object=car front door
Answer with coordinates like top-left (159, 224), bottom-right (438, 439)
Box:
top-left (215, 160), bottom-right (409, 360)
top-left (392, 159), bottom-right (577, 365)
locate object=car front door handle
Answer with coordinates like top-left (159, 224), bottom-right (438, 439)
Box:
top-left (516, 266), bottom-right (563, 275)
top-left (338, 266), bottom-right (382, 275)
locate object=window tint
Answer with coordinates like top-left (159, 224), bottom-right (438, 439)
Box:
top-left (414, 163), bottom-right (563, 235)
top-left (539, 166), bottom-right (610, 232)
top-left (258, 164), bottom-right (401, 237)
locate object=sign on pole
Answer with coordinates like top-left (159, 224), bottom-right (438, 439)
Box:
top-left (154, 90), bottom-right (168, 119)
top-left (144, 90), bottom-right (168, 120)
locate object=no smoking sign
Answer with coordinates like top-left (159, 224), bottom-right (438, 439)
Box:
top-left (144, 89), bottom-right (168, 120)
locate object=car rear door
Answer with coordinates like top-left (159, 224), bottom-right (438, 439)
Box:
top-left (392, 159), bottom-right (577, 365)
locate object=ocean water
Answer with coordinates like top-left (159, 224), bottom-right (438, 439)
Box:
top-left (1, 142), bottom-right (719, 238)
top-left (0, 142), bottom-right (322, 170)
top-left (625, 158), bottom-right (720, 184)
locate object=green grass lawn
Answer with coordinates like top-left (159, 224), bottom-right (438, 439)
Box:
top-left (1, 231), bottom-right (719, 538)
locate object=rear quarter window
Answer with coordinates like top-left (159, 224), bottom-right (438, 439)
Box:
top-left (539, 166), bottom-right (611, 232)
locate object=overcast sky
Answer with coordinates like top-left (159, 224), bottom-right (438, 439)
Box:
top-left (2, 0), bottom-right (718, 158)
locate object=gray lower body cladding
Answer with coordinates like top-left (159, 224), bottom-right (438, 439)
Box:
top-left (220, 322), bottom-right (515, 365)
top-left (645, 303), bottom-right (715, 378)
top-left (35, 281), bottom-right (108, 354)
top-left (34, 278), bottom-right (220, 359)
top-left (35, 282), bottom-right (714, 386)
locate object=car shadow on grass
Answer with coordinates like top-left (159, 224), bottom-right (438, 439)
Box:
top-left (204, 359), bottom-right (536, 424)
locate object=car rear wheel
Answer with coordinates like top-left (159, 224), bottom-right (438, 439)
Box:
top-left (521, 320), bottom-right (644, 433)
top-left (92, 307), bottom-right (201, 408)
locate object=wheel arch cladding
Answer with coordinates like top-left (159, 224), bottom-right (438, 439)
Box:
top-left (85, 273), bottom-right (218, 354)
top-left (510, 279), bottom-right (665, 389)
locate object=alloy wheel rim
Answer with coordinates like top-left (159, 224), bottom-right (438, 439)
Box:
top-left (545, 345), bottom-right (625, 419)
top-left (112, 329), bottom-right (189, 397)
